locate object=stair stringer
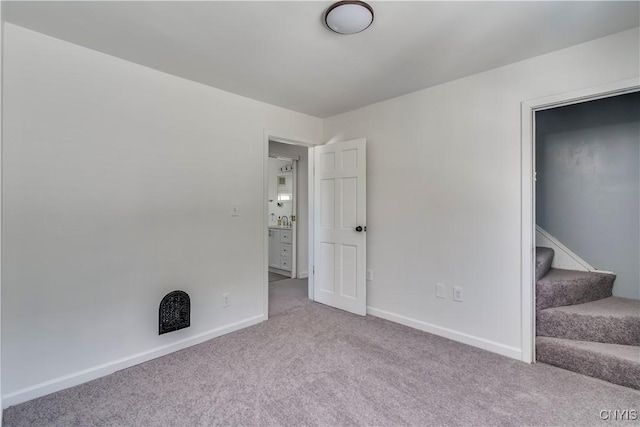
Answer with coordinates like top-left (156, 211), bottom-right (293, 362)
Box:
top-left (535, 226), bottom-right (613, 274)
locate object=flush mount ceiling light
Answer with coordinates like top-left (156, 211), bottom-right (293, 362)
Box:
top-left (325, 1), bottom-right (374, 35)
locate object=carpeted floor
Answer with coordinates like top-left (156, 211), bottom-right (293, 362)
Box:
top-left (534, 247), bottom-right (640, 390)
top-left (4, 278), bottom-right (639, 426)
top-left (268, 271), bottom-right (290, 282)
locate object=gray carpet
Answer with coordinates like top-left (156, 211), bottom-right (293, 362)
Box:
top-left (4, 278), bottom-right (640, 426)
top-left (535, 247), bottom-right (554, 282)
top-left (537, 337), bottom-right (640, 390)
top-left (269, 271), bottom-right (290, 282)
top-left (537, 297), bottom-right (640, 346)
top-left (536, 268), bottom-right (615, 311)
top-left (534, 247), bottom-right (640, 390)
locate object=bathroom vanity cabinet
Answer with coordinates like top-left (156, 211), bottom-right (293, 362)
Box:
top-left (268, 227), bottom-right (292, 271)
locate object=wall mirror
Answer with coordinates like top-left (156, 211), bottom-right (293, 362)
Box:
top-left (277, 172), bottom-right (292, 201)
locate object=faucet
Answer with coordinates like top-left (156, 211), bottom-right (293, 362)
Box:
top-left (281, 216), bottom-right (289, 227)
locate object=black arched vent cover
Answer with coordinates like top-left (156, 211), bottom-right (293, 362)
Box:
top-left (159, 290), bottom-right (190, 335)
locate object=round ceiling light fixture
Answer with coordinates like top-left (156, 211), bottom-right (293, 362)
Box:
top-left (325, 1), bottom-right (374, 35)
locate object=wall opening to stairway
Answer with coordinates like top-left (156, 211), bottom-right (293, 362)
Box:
top-left (531, 90), bottom-right (640, 389)
top-left (520, 79), bottom-right (639, 365)
top-left (536, 92), bottom-right (640, 299)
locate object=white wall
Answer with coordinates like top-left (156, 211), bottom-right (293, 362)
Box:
top-left (269, 141), bottom-right (309, 277)
top-left (323, 28), bottom-right (640, 359)
top-left (1, 24), bottom-right (322, 404)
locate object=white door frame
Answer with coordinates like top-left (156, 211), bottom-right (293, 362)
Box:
top-left (520, 78), bottom-right (639, 363)
top-left (263, 131), bottom-right (317, 320)
top-left (0, 9), bottom-right (4, 418)
top-left (291, 159), bottom-right (298, 279)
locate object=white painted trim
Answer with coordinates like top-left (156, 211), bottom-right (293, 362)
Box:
top-left (291, 159), bottom-right (298, 279)
top-left (268, 134), bottom-right (316, 148)
top-left (520, 78), bottom-right (640, 365)
top-left (536, 226), bottom-right (614, 274)
top-left (263, 131), bottom-right (270, 320)
top-left (367, 307), bottom-right (522, 361)
top-left (298, 270), bottom-right (308, 279)
top-left (536, 226), bottom-right (590, 271)
top-left (0, 8), bottom-right (4, 420)
top-left (270, 152), bottom-right (300, 161)
top-left (307, 147), bottom-right (315, 299)
top-left (2, 315), bottom-right (264, 408)
top-left (520, 96), bottom-right (535, 364)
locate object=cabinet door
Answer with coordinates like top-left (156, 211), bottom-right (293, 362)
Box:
top-left (281, 230), bottom-right (292, 243)
top-left (281, 243), bottom-right (292, 257)
top-left (281, 256), bottom-right (291, 271)
top-left (268, 230), bottom-right (281, 268)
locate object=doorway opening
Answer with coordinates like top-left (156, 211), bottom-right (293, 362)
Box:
top-left (267, 156), bottom-right (297, 281)
top-left (520, 79), bottom-right (639, 370)
top-left (263, 132), bottom-right (316, 320)
top-left (262, 133), bottom-right (368, 320)
top-left (532, 91), bottom-right (640, 389)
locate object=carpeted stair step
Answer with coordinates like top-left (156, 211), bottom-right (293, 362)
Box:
top-left (536, 268), bottom-right (615, 311)
top-left (537, 297), bottom-right (640, 345)
top-left (536, 247), bottom-right (554, 282)
top-left (536, 336), bottom-right (640, 390)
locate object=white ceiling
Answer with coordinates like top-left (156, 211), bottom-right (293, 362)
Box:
top-left (4, 1), bottom-right (639, 118)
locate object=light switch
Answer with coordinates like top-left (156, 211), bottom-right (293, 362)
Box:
top-left (231, 204), bottom-right (240, 217)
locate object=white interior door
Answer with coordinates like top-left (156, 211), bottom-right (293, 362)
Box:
top-left (313, 138), bottom-right (366, 315)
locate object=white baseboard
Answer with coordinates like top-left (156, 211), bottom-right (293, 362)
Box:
top-left (298, 271), bottom-right (308, 279)
top-left (2, 315), bottom-right (264, 408)
top-left (366, 307), bottom-right (522, 361)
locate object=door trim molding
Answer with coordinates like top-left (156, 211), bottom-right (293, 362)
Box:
top-left (0, 12), bottom-right (4, 419)
top-left (520, 78), bottom-right (639, 364)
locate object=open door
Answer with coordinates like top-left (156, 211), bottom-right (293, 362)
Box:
top-left (313, 138), bottom-right (366, 315)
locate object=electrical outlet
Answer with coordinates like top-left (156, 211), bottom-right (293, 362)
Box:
top-left (453, 287), bottom-right (463, 302)
top-left (366, 269), bottom-right (373, 281)
top-left (231, 204), bottom-right (240, 217)
top-left (436, 283), bottom-right (445, 299)
top-left (223, 293), bottom-right (231, 307)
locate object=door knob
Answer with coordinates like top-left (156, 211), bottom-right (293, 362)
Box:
top-left (355, 226), bottom-right (363, 232)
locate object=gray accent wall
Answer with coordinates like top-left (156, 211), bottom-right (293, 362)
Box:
top-left (536, 92), bottom-right (640, 299)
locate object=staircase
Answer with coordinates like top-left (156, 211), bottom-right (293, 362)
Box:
top-left (535, 247), bottom-right (640, 389)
